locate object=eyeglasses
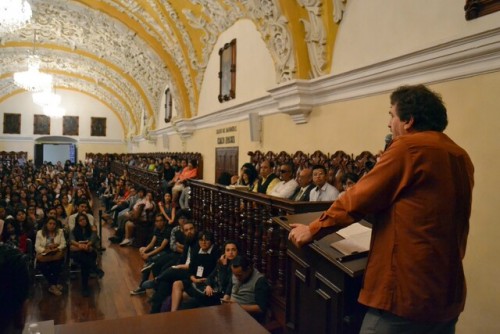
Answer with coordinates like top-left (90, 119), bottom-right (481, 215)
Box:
top-left (280, 170), bottom-right (290, 173)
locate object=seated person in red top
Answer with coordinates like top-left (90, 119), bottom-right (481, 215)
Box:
top-left (172, 160), bottom-right (198, 208)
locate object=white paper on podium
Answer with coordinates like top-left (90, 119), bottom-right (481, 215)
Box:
top-left (23, 320), bottom-right (55, 334)
top-left (330, 222), bottom-right (372, 255)
top-left (336, 222), bottom-right (371, 239)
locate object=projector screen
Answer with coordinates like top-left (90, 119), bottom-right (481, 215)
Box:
top-left (43, 144), bottom-right (71, 164)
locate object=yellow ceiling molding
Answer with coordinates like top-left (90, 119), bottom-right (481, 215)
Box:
top-left (150, 0), bottom-right (200, 100)
top-left (277, 0), bottom-right (311, 79)
top-left (168, 0), bottom-right (206, 63)
top-left (2, 41), bottom-right (152, 121)
top-left (322, 0), bottom-right (337, 74)
top-left (46, 69), bottom-right (136, 129)
top-left (0, 87), bottom-right (126, 135)
top-left (75, 0), bottom-right (193, 119)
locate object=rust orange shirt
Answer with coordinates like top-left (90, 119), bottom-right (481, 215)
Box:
top-left (309, 131), bottom-right (474, 322)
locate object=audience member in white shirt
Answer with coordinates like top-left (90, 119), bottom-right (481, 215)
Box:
top-left (269, 162), bottom-right (298, 199)
top-left (309, 165), bottom-right (339, 202)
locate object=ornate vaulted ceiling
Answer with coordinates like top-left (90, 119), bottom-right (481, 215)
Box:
top-left (0, 0), bottom-right (344, 138)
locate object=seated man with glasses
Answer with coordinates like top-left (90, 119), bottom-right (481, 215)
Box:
top-left (268, 162), bottom-right (298, 199)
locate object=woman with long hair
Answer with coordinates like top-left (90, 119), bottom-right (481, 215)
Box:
top-left (1, 218), bottom-right (27, 253)
top-left (158, 192), bottom-right (176, 224)
top-left (55, 204), bottom-right (68, 228)
top-left (70, 213), bottom-right (104, 297)
top-left (35, 217), bottom-right (66, 296)
top-left (61, 194), bottom-right (74, 217)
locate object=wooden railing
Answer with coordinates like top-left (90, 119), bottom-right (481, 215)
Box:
top-left (110, 161), bottom-right (162, 198)
top-left (189, 179), bottom-right (332, 298)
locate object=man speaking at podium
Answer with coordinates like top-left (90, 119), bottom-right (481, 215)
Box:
top-left (289, 85), bottom-right (474, 334)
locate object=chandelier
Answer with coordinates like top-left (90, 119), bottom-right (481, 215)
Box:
top-left (14, 30), bottom-right (53, 92)
top-left (43, 105), bottom-right (65, 119)
top-left (33, 88), bottom-right (61, 107)
top-left (0, 0), bottom-right (32, 34)
top-left (14, 54), bottom-right (53, 92)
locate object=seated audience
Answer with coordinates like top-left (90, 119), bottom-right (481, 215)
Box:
top-left (289, 168), bottom-right (314, 201)
top-left (0, 244), bottom-right (30, 334)
top-left (338, 172), bottom-right (361, 199)
top-left (231, 163), bottom-right (258, 187)
top-left (142, 220), bottom-right (198, 313)
top-left (1, 217), bottom-right (27, 253)
top-left (70, 213), bottom-right (104, 297)
top-left (309, 165), bottom-right (340, 202)
top-left (175, 240), bottom-right (239, 311)
top-left (170, 231), bottom-right (220, 311)
top-left (222, 255), bottom-right (270, 322)
top-left (35, 217), bottom-right (66, 296)
top-left (108, 187), bottom-right (142, 244)
top-left (158, 192), bottom-right (176, 224)
top-left (15, 208), bottom-right (36, 243)
top-left (67, 200), bottom-right (95, 231)
top-left (161, 161), bottom-right (176, 193)
top-left (120, 191), bottom-right (155, 246)
top-left (130, 214), bottom-right (173, 295)
top-left (269, 162), bottom-right (299, 198)
top-left (253, 160), bottom-right (280, 195)
top-left (171, 159), bottom-right (198, 205)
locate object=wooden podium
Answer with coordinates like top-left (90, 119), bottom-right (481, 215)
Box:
top-left (273, 212), bottom-right (369, 334)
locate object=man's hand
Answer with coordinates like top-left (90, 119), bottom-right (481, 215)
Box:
top-left (288, 224), bottom-right (314, 247)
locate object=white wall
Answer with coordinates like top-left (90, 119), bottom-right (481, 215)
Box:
top-left (0, 89), bottom-right (125, 159)
top-left (332, 0), bottom-right (500, 74)
top-left (197, 19), bottom-right (276, 117)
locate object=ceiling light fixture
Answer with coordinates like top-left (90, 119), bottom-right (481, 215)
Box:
top-left (43, 105), bottom-right (65, 119)
top-left (33, 88), bottom-right (61, 107)
top-left (13, 30), bottom-right (53, 92)
top-left (0, 0), bottom-right (32, 34)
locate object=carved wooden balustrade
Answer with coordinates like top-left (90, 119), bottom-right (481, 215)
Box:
top-left (189, 179), bottom-right (332, 298)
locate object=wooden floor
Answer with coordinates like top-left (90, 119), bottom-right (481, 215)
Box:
top-left (27, 203), bottom-right (154, 325)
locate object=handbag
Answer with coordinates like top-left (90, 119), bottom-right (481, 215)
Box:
top-left (36, 249), bottom-right (64, 262)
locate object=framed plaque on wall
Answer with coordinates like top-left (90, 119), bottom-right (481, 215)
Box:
top-left (63, 116), bottom-right (79, 136)
top-left (3, 113), bottom-right (21, 134)
top-left (34, 115), bottom-right (50, 135)
top-left (91, 117), bottom-right (106, 136)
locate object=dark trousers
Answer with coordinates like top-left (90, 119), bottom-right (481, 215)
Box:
top-left (140, 252), bottom-right (179, 285)
top-left (38, 259), bottom-right (64, 285)
top-left (150, 267), bottom-right (189, 313)
top-left (360, 308), bottom-right (458, 334)
top-left (71, 251), bottom-right (98, 289)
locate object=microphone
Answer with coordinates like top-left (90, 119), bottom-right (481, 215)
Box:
top-left (384, 134), bottom-right (393, 151)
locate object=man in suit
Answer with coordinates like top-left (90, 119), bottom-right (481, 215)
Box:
top-left (289, 168), bottom-right (314, 201)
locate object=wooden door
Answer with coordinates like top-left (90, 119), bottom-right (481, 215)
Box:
top-left (215, 147), bottom-right (239, 184)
